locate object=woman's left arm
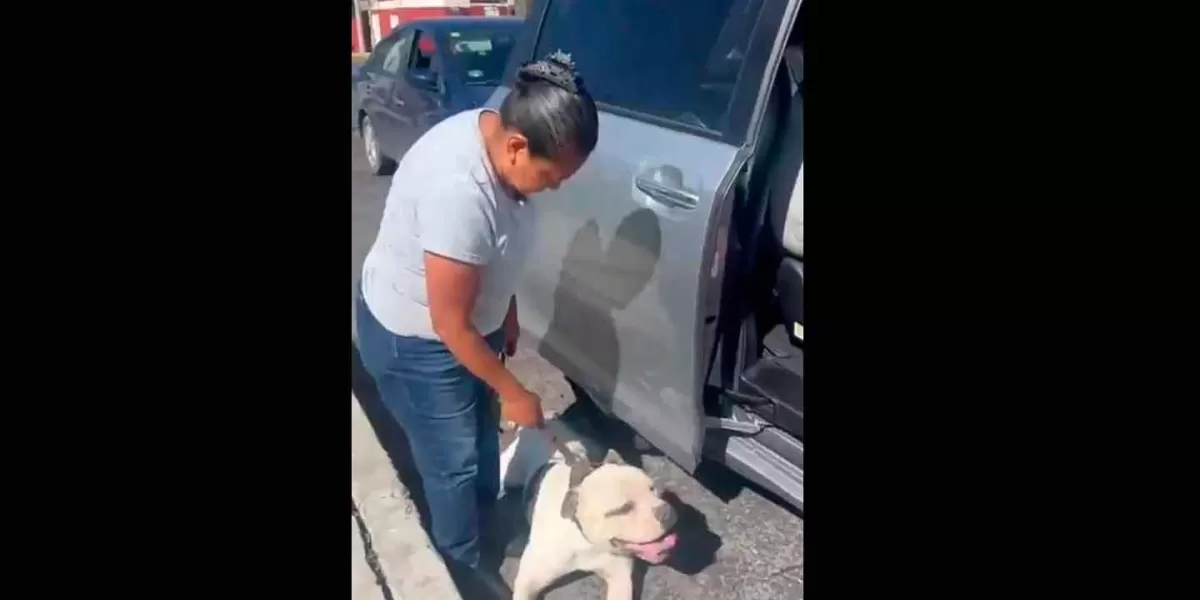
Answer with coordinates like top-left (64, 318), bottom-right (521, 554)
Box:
top-left (502, 295), bottom-right (519, 357)
top-left (425, 252), bottom-right (543, 428)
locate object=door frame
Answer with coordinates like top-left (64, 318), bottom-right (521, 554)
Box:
top-left (701, 0), bottom-right (805, 395)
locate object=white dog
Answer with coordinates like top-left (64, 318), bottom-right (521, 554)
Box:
top-left (499, 425), bottom-right (679, 600)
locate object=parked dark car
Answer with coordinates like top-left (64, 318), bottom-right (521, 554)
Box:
top-left (351, 62), bottom-right (361, 131)
top-left (352, 16), bottom-right (522, 175)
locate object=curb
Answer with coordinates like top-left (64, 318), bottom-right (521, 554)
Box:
top-left (351, 393), bottom-right (463, 600)
top-left (352, 515), bottom-right (387, 600)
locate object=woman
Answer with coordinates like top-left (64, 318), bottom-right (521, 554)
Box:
top-left (354, 53), bottom-right (599, 575)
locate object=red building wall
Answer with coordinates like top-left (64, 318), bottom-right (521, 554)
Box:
top-left (374, 7), bottom-right (455, 40)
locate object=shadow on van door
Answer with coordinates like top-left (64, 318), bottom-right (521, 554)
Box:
top-left (538, 208), bottom-right (663, 467)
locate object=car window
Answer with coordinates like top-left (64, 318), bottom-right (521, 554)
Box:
top-left (411, 30), bottom-right (436, 72)
top-left (363, 36), bottom-right (397, 72)
top-left (381, 30), bottom-right (412, 73)
top-left (443, 28), bottom-right (517, 86)
top-left (534, 0), bottom-right (768, 139)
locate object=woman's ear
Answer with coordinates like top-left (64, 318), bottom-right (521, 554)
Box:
top-left (506, 134), bottom-right (529, 165)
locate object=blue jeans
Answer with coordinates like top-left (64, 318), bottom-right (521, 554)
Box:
top-left (355, 291), bottom-right (503, 569)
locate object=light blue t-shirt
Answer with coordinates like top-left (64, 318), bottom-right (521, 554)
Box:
top-left (360, 108), bottom-right (536, 339)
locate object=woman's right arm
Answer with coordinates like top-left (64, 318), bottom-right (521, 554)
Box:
top-left (424, 251), bottom-right (544, 428)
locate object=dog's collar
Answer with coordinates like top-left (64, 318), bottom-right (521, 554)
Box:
top-left (522, 460), bottom-right (597, 521)
top-left (524, 459), bottom-right (607, 544)
top-left (527, 459), bottom-right (659, 557)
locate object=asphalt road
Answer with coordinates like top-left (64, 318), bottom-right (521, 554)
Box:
top-left (349, 132), bottom-right (804, 600)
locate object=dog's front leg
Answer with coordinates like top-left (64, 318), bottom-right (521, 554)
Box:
top-left (598, 557), bottom-right (635, 600)
top-left (512, 554), bottom-right (568, 600)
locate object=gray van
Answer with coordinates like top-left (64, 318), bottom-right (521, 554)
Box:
top-left (487, 0), bottom-right (805, 510)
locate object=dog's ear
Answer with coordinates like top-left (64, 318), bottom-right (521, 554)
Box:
top-left (560, 462), bottom-right (591, 520)
top-left (602, 448), bottom-right (626, 466)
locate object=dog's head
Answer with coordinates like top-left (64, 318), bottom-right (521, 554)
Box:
top-left (560, 452), bottom-right (678, 563)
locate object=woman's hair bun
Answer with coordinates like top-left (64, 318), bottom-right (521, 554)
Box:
top-left (517, 49), bottom-right (582, 94)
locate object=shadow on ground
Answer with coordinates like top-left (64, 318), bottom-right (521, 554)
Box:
top-left (351, 339), bottom-right (433, 530)
top-left (554, 392), bottom-right (664, 469)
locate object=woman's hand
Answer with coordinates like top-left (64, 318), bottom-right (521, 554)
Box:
top-left (502, 296), bottom-right (520, 357)
top-left (501, 387), bottom-right (544, 429)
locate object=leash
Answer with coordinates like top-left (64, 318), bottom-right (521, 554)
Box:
top-left (496, 351), bottom-right (601, 541)
top-left (498, 352), bottom-right (589, 471)
top-left (541, 427), bottom-right (588, 469)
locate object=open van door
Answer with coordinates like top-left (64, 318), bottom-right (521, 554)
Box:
top-left (490, 0), bottom-right (788, 471)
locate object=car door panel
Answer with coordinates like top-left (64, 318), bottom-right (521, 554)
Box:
top-left (392, 76), bottom-right (445, 154)
top-left (356, 38), bottom-right (395, 135)
top-left (360, 29), bottom-right (413, 158)
top-left (389, 28), bottom-right (447, 159)
top-left (491, 0), bottom-right (778, 472)
top-left (362, 74), bottom-right (401, 149)
top-left (493, 106), bottom-right (742, 471)
top-left (385, 76), bottom-right (421, 157)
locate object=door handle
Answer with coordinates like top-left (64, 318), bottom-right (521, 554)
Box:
top-left (634, 165), bottom-right (699, 210)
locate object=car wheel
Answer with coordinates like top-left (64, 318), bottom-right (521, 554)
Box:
top-left (361, 116), bottom-right (397, 176)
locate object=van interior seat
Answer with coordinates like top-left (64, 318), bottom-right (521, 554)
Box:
top-left (769, 48), bottom-right (803, 260)
top-left (767, 46), bottom-right (804, 328)
top-left (777, 163), bottom-right (803, 258)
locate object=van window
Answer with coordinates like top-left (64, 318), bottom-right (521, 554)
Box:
top-left (534, 0), bottom-right (768, 140)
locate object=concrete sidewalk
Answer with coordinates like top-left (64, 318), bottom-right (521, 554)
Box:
top-left (351, 394), bottom-right (463, 600)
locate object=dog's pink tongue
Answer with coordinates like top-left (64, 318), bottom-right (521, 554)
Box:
top-left (631, 532), bottom-right (678, 564)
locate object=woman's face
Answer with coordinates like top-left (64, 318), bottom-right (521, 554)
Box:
top-left (501, 134), bottom-right (586, 197)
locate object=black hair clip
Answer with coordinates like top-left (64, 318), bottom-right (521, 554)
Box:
top-left (543, 49), bottom-right (576, 71)
top-left (518, 49), bottom-right (581, 94)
